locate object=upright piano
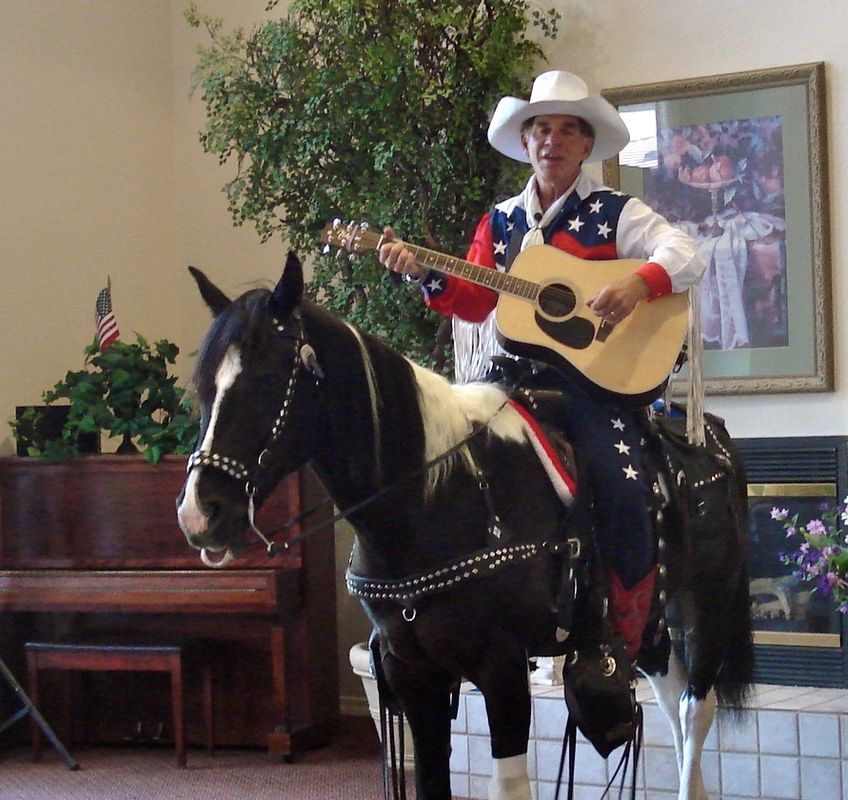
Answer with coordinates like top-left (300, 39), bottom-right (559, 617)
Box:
top-left (0, 455), bottom-right (339, 755)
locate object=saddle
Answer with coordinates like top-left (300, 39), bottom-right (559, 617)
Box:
top-left (502, 360), bottom-right (743, 766)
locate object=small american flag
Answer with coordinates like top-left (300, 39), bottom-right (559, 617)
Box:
top-left (95, 279), bottom-right (120, 350)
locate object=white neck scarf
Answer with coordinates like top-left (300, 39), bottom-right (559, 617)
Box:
top-left (519, 174), bottom-right (578, 251)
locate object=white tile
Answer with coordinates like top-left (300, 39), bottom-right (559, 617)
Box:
top-left (450, 732), bottom-right (469, 773)
top-left (534, 738), bottom-right (563, 784)
top-left (450, 770), bottom-right (470, 799)
top-left (703, 716), bottom-right (719, 751)
top-left (465, 692), bottom-right (489, 736)
top-left (760, 754), bottom-right (800, 799)
top-left (758, 686), bottom-right (821, 709)
top-left (572, 742), bottom-right (608, 786)
top-left (451, 694), bottom-right (467, 733)
top-left (700, 749), bottom-right (720, 796)
top-left (719, 711), bottom-right (758, 752)
top-left (534, 780), bottom-right (557, 800)
top-left (842, 713), bottom-right (848, 757)
top-left (468, 734), bottom-right (491, 776)
top-left (642, 746), bottom-right (679, 792)
top-left (538, 783), bottom-right (629, 800)
top-left (758, 708), bottom-right (798, 755)
top-left (642, 703), bottom-right (674, 747)
top-left (720, 751), bottom-right (759, 797)
top-left (468, 773), bottom-right (489, 799)
top-left (799, 711), bottom-right (840, 757)
top-left (526, 742), bottom-right (537, 780)
top-left (532, 696), bottom-right (567, 740)
top-left (800, 756), bottom-right (841, 799)
top-left (804, 693), bottom-right (848, 712)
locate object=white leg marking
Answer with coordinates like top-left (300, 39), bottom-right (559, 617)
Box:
top-left (642, 651), bottom-right (687, 771)
top-left (678, 690), bottom-right (715, 800)
top-left (177, 346), bottom-right (242, 537)
top-left (488, 754), bottom-right (531, 800)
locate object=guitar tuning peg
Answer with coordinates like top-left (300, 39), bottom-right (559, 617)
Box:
top-left (360, 222), bottom-right (369, 231)
top-left (322, 244), bottom-right (331, 254)
top-left (332, 217), bottom-right (341, 228)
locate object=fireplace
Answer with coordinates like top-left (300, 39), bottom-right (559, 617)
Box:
top-left (736, 435), bottom-right (848, 687)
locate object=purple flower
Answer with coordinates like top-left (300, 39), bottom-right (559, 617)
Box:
top-left (806, 519), bottom-right (828, 536)
top-left (771, 506), bottom-right (789, 520)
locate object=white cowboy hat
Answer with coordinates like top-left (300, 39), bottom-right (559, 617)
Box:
top-left (487, 71), bottom-right (630, 163)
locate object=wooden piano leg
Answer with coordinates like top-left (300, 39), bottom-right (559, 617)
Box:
top-left (169, 653), bottom-right (186, 768)
top-left (266, 624), bottom-right (292, 760)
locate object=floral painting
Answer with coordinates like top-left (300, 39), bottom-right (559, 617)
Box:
top-left (642, 116), bottom-right (788, 351)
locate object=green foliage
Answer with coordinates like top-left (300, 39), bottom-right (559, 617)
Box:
top-left (11, 335), bottom-right (199, 464)
top-left (186, 0), bottom-right (558, 369)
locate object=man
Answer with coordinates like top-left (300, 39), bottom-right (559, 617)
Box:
top-left (379, 70), bottom-right (704, 661)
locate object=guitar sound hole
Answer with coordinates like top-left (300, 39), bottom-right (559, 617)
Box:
top-left (538, 284), bottom-right (576, 320)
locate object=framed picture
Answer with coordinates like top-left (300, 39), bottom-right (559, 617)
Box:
top-left (602, 63), bottom-right (833, 395)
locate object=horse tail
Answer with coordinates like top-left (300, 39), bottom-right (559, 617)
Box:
top-left (714, 559), bottom-right (755, 711)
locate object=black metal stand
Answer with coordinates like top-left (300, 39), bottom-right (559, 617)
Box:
top-left (0, 656), bottom-right (78, 770)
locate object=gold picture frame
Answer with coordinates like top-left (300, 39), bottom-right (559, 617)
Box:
top-left (602, 63), bottom-right (833, 395)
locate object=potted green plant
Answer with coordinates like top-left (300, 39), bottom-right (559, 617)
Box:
top-left (10, 335), bottom-right (198, 464)
top-left (186, 0), bottom-right (560, 371)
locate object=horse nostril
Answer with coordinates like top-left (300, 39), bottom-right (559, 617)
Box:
top-left (205, 499), bottom-right (221, 523)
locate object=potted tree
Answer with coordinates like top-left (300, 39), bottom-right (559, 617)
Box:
top-left (186, 0), bottom-right (560, 370)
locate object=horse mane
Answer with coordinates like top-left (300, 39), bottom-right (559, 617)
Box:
top-left (407, 361), bottom-right (526, 496)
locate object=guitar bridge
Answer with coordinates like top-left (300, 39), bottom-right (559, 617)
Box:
top-left (595, 319), bottom-right (615, 342)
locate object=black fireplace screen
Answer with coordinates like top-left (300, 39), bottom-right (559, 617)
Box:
top-left (737, 436), bottom-right (848, 687)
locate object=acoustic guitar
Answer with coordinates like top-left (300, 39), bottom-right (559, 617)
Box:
top-left (321, 219), bottom-right (689, 405)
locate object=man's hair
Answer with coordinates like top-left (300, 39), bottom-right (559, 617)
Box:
top-left (521, 115), bottom-right (596, 139)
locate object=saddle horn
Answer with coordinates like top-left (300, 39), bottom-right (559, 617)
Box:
top-left (188, 266), bottom-right (232, 316)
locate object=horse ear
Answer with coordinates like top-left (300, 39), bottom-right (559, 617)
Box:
top-left (188, 266), bottom-right (231, 316)
top-left (269, 252), bottom-right (304, 319)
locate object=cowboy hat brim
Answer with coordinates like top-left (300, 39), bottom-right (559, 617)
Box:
top-left (487, 95), bottom-right (630, 164)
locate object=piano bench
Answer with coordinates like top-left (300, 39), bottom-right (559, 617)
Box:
top-left (24, 638), bottom-right (214, 768)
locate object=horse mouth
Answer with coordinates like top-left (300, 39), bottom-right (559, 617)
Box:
top-left (200, 546), bottom-right (236, 569)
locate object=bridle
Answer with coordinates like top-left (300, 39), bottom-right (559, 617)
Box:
top-left (186, 308), bottom-right (325, 568)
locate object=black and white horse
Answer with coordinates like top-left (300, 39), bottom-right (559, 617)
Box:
top-left (176, 254), bottom-right (753, 800)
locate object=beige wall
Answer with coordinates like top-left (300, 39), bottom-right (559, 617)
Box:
top-left (1, 0), bottom-right (846, 711)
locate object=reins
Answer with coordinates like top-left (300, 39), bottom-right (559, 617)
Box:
top-left (256, 401), bottom-right (509, 555)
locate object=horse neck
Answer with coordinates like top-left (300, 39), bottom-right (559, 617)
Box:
top-left (308, 320), bottom-right (427, 532)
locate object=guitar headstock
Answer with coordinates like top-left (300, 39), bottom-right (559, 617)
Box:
top-left (320, 219), bottom-right (380, 256)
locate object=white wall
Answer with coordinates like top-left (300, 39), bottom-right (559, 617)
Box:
top-left (1, 0), bottom-right (845, 711)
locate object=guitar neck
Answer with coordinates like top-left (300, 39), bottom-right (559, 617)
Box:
top-left (379, 238), bottom-right (538, 300)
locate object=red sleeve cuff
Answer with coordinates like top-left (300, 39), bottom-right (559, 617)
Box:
top-left (636, 261), bottom-right (672, 300)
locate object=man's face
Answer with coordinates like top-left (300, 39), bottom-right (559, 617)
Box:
top-left (520, 114), bottom-right (594, 190)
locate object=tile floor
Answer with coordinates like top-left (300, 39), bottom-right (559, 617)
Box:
top-left (448, 680), bottom-right (848, 800)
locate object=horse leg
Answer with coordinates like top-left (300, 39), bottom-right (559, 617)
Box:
top-left (642, 649), bottom-right (713, 800)
top-left (677, 686), bottom-right (716, 800)
top-left (475, 655), bottom-right (533, 800)
top-left (382, 653), bottom-right (454, 800)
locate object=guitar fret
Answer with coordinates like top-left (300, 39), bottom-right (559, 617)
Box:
top-left (407, 244), bottom-right (540, 300)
